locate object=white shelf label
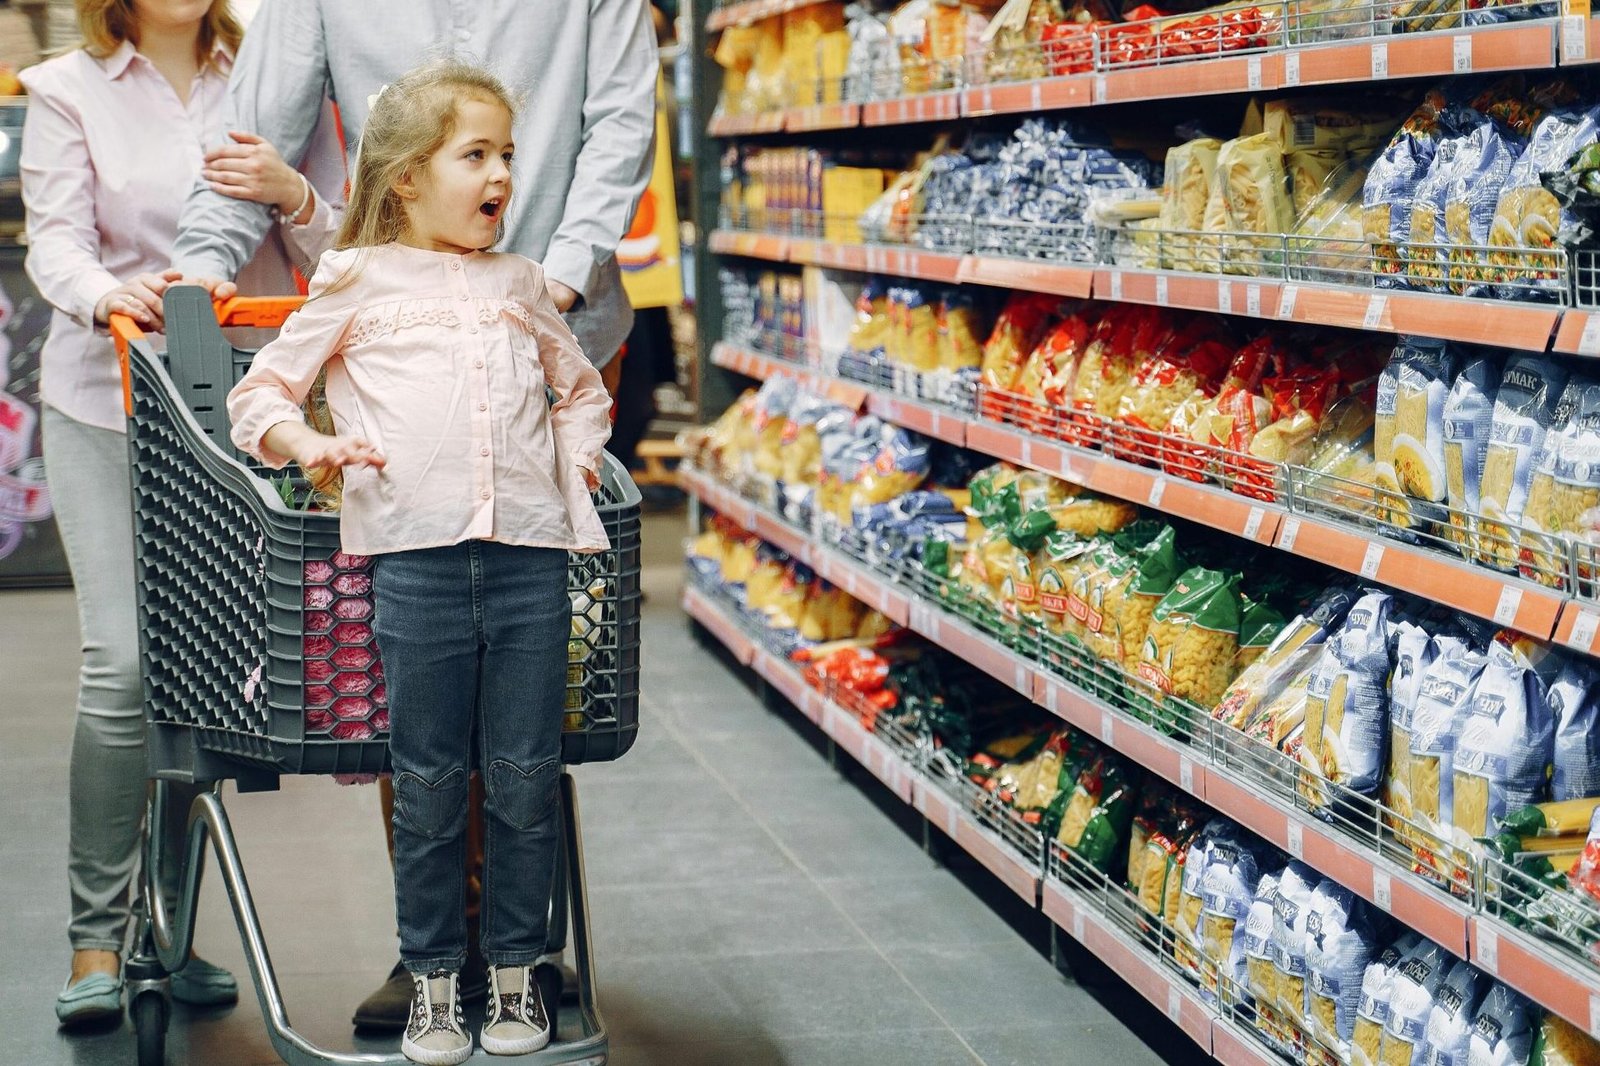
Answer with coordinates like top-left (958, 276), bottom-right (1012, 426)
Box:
top-left (1280, 517), bottom-right (1302, 552)
top-left (1493, 586), bottom-right (1524, 626)
top-left (1243, 506), bottom-right (1265, 541)
top-left (1031, 82), bottom-right (1044, 111)
top-left (1372, 869), bottom-right (1392, 912)
top-left (1155, 274), bottom-right (1169, 306)
top-left (1278, 283), bottom-right (1299, 319)
top-left (1579, 313), bottom-right (1600, 356)
top-left (1217, 283), bottom-right (1233, 315)
top-left (1284, 51), bottom-right (1301, 86)
top-left (1570, 609), bottom-right (1600, 651)
top-left (1044, 678), bottom-right (1060, 715)
top-left (1371, 41), bottom-right (1389, 78)
top-left (1109, 269), bottom-right (1124, 301)
top-left (1246, 54), bottom-right (1263, 90)
top-left (1100, 709), bottom-right (1115, 744)
top-left (1363, 293), bottom-right (1389, 330)
top-left (1566, 14), bottom-right (1589, 60)
top-left (913, 782), bottom-right (927, 814)
top-left (1590, 993), bottom-right (1600, 1039)
top-left (1180, 758), bottom-right (1195, 794)
top-left (1092, 75), bottom-right (1107, 103)
top-left (1073, 909), bottom-right (1086, 942)
top-left (1167, 986), bottom-right (1183, 1024)
top-left (1478, 925), bottom-right (1499, 975)
top-left (1246, 283), bottom-right (1262, 318)
top-left (1019, 437), bottom-right (1034, 468)
top-left (1148, 477), bottom-right (1168, 508)
top-left (1452, 34), bottom-right (1473, 72)
top-left (1015, 662), bottom-right (1032, 695)
top-left (1287, 821), bottom-right (1305, 859)
top-left (1360, 542), bottom-right (1385, 579)
top-left (946, 798), bottom-right (960, 839)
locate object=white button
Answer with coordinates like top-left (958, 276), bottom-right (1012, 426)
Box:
top-left (480, 490), bottom-right (490, 500)
top-left (459, 293), bottom-right (468, 301)
top-left (480, 446), bottom-right (490, 457)
top-left (475, 359), bottom-right (484, 369)
top-left (478, 402), bottom-right (488, 411)
top-left (451, 262), bottom-right (461, 271)
top-left (468, 326), bottom-right (478, 334)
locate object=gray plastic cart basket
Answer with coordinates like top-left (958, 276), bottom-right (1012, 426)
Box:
top-left (112, 286), bottom-right (639, 1065)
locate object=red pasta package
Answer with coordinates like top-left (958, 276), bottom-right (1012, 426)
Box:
top-left (980, 292), bottom-right (1064, 419)
top-left (1115, 316), bottom-right (1234, 467)
top-left (1015, 309), bottom-right (1098, 435)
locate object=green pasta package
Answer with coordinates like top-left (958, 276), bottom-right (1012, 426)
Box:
top-left (1138, 566), bottom-right (1245, 711)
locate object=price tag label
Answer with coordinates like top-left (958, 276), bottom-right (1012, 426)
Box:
top-left (1360, 542), bottom-right (1385, 579)
top-left (1280, 516), bottom-right (1302, 552)
top-left (1092, 75), bottom-right (1107, 104)
top-left (1284, 51), bottom-right (1301, 86)
top-left (1371, 41), bottom-right (1389, 78)
top-left (1019, 437), bottom-right (1034, 468)
top-left (1148, 477), bottom-right (1168, 508)
top-left (1167, 986), bottom-right (1183, 1024)
top-left (1579, 314), bottom-right (1600, 356)
top-left (1031, 82), bottom-right (1044, 111)
top-left (1044, 677), bottom-right (1060, 715)
top-left (913, 779), bottom-right (928, 814)
top-left (1570, 609), bottom-right (1600, 651)
top-left (1589, 993), bottom-right (1600, 1039)
top-left (1100, 709), bottom-right (1115, 744)
top-left (980, 87), bottom-right (994, 115)
top-left (1073, 910), bottom-right (1086, 942)
top-left (946, 797), bottom-right (960, 839)
top-left (1246, 283), bottom-right (1262, 318)
top-left (1247, 55), bottom-right (1263, 90)
top-left (1180, 758), bottom-right (1195, 794)
top-left (1287, 821), bottom-right (1305, 859)
top-left (1565, 14), bottom-right (1589, 60)
top-left (1155, 274), bottom-right (1169, 306)
top-left (1015, 662), bottom-right (1032, 695)
top-left (1372, 869), bottom-right (1392, 912)
top-left (1493, 585), bottom-right (1523, 626)
top-left (843, 568), bottom-right (859, 596)
top-left (1217, 283), bottom-right (1233, 315)
top-left (1278, 283), bottom-right (1299, 319)
top-left (1452, 34), bottom-right (1473, 72)
top-left (1243, 506), bottom-right (1266, 541)
top-left (1109, 269), bottom-right (1124, 301)
top-left (928, 409), bottom-right (944, 440)
top-left (1478, 925), bottom-right (1499, 975)
top-left (1363, 293), bottom-right (1388, 330)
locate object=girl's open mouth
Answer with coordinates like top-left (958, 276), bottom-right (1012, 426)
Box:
top-left (480, 197), bottom-right (503, 220)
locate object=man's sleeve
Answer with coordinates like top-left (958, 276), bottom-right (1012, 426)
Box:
top-left (172, 0), bottom-right (333, 280)
top-left (541, 0), bottom-right (658, 303)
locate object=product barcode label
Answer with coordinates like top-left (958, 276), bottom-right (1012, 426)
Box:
top-left (1180, 758), bottom-right (1195, 794)
top-left (1566, 14), bottom-right (1589, 60)
top-left (1148, 477), bottom-right (1167, 507)
top-left (1246, 283), bottom-right (1262, 318)
top-left (1243, 506), bottom-right (1265, 540)
top-left (1363, 293), bottom-right (1388, 330)
top-left (1015, 662), bottom-right (1032, 695)
top-left (1452, 34), bottom-right (1473, 71)
top-left (1478, 926), bottom-right (1498, 975)
top-left (1073, 910), bottom-right (1086, 942)
top-left (1109, 270), bottom-right (1124, 301)
top-left (1287, 821), bottom-right (1304, 858)
top-left (1284, 51), bottom-right (1301, 86)
top-left (1167, 986), bottom-right (1183, 1024)
top-left (1032, 82), bottom-right (1044, 111)
top-left (1570, 609), bottom-right (1600, 651)
top-left (1589, 993), bottom-right (1600, 1038)
top-left (1155, 274), bottom-right (1169, 306)
top-left (1493, 585), bottom-right (1523, 626)
top-left (1100, 709), bottom-right (1114, 744)
top-left (947, 796), bottom-right (960, 839)
top-left (1372, 869), bottom-right (1392, 912)
top-left (1360, 542), bottom-right (1385, 579)
top-left (1371, 41), bottom-right (1388, 78)
top-left (1280, 516), bottom-right (1301, 552)
top-left (1579, 314), bottom-right (1600, 355)
top-left (1044, 678), bottom-right (1060, 716)
top-left (1092, 75), bottom-right (1107, 104)
top-left (1246, 55), bottom-right (1263, 90)
top-left (1019, 437), bottom-right (1033, 467)
top-left (1278, 284), bottom-right (1299, 319)
top-left (1217, 283), bottom-right (1232, 315)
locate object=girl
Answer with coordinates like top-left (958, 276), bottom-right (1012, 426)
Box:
top-left (21, 0), bottom-right (341, 1028)
top-left (226, 61), bottom-right (611, 1065)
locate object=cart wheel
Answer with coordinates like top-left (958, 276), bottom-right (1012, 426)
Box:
top-left (131, 991), bottom-right (168, 1066)
top-left (534, 962), bottom-right (562, 1029)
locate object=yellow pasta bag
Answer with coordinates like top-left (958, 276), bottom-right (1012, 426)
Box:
top-left (1035, 532), bottom-right (1096, 636)
top-left (1479, 357), bottom-right (1570, 570)
top-left (1160, 138), bottom-right (1222, 271)
top-left (1137, 567), bottom-right (1244, 710)
top-left (1407, 646), bottom-right (1489, 883)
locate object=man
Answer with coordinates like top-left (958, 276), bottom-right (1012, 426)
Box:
top-left (173, 0), bottom-right (657, 1030)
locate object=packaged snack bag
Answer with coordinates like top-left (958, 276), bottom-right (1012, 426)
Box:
top-left (1306, 880), bottom-right (1383, 1063)
top-left (1489, 105), bottom-right (1600, 301)
top-left (1199, 831), bottom-right (1266, 1005)
top-left (980, 291), bottom-right (1062, 396)
top-left (1375, 337), bottom-right (1458, 529)
top-left (1138, 566), bottom-right (1244, 710)
top-left (1480, 356), bottom-right (1571, 569)
top-left (937, 288), bottom-right (990, 371)
top-left (1160, 138), bottom-right (1223, 270)
top-left (1453, 642), bottom-right (1556, 850)
top-left (1421, 959), bottom-right (1492, 1066)
top-left (1468, 983), bottom-right (1536, 1066)
top-left (1302, 591), bottom-right (1395, 806)
top-left (1351, 933), bottom-right (1423, 1066)
top-left (1214, 588), bottom-right (1356, 732)
top-left (1271, 861), bottom-right (1320, 1029)
top-left (1409, 646), bottom-right (1490, 879)
top-left (1442, 354), bottom-right (1501, 551)
top-left (1379, 939), bottom-right (1453, 1066)
top-left (1549, 659), bottom-right (1600, 802)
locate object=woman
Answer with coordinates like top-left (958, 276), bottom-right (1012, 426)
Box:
top-left (20, 0), bottom-right (342, 1028)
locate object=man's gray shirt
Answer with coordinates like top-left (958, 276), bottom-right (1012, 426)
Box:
top-left (172, 0), bottom-right (658, 367)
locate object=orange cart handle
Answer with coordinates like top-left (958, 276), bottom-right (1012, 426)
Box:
top-left (113, 294), bottom-right (306, 417)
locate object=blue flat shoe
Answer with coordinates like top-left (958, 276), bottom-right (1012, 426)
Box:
top-left (56, 972), bottom-right (123, 1027)
top-left (170, 957), bottom-right (238, 1007)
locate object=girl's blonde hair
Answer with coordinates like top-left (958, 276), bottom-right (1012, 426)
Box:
top-left (335, 59), bottom-right (517, 253)
top-left (78, 0), bottom-right (242, 65)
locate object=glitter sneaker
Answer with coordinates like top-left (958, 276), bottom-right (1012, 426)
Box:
top-left (400, 970), bottom-right (471, 1066)
top-left (479, 963), bottom-right (551, 1056)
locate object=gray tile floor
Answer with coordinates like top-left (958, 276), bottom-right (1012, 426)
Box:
top-left (0, 509), bottom-right (1192, 1066)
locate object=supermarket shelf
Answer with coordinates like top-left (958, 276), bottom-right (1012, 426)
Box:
top-left (1098, 51), bottom-right (1282, 105)
top-left (1036, 672), bottom-right (1206, 798)
top-left (1563, 13), bottom-right (1599, 63)
top-left (705, 0), bottom-right (825, 31)
top-left (905, 597), bottom-right (1038, 697)
top-left (708, 229), bottom-right (790, 261)
top-left (1554, 307), bottom-right (1600, 354)
top-left (809, 546), bottom-right (914, 626)
top-left (680, 467), bottom-right (816, 561)
top-left (865, 391), bottom-right (967, 446)
top-left (788, 238), bottom-right (967, 284)
top-left (1555, 600), bottom-right (1600, 655)
top-left (1039, 880), bottom-right (1217, 1055)
top-left (1210, 1019), bottom-right (1280, 1066)
top-left (861, 90), bottom-right (962, 127)
top-left (1470, 918), bottom-right (1600, 1037)
top-left (958, 255), bottom-right (1097, 298)
top-left (1278, 512), bottom-right (1566, 640)
top-left (707, 111), bottom-right (787, 137)
top-left (710, 340), bottom-right (869, 408)
top-left (1283, 20), bottom-right (1557, 87)
top-left (785, 102), bottom-right (860, 132)
top-left (962, 76), bottom-right (1093, 118)
top-left (682, 585), bottom-right (756, 665)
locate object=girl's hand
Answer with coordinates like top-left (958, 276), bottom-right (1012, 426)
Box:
top-left (95, 269), bottom-right (185, 326)
top-left (297, 433), bottom-right (387, 471)
top-left (204, 131), bottom-right (309, 220)
top-left (580, 465), bottom-right (600, 492)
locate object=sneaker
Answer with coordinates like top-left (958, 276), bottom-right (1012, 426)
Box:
top-left (401, 970), bottom-right (471, 1066)
top-left (479, 964), bottom-right (551, 1056)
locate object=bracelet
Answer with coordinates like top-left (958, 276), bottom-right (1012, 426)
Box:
top-left (275, 173), bottom-right (312, 224)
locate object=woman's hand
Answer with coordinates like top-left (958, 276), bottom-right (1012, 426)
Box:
top-left (579, 465), bottom-right (600, 492)
top-left (204, 131), bottom-right (311, 222)
top-left (94, 269), bottom-right (184, 327)
top-left (264, 421), bottom-right (386, 472)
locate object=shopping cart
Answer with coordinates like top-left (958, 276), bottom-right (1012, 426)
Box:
top-left (110, 285), bottom-right (642, 1065)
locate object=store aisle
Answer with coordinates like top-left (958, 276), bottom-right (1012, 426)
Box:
top-left (1, 510), bottom-right (1183, 1066)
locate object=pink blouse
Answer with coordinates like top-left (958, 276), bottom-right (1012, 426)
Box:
top-left (227, 244), bottom-right (612, 557)
top-left (19, 41), bottom-right (342, 433)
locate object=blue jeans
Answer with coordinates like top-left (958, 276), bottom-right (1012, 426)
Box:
top-left (374, 540), bottom-right (571, 974)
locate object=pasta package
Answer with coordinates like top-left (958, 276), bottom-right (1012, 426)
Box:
top-left (1243, 869), bottom-right (1283, 1007)
top-left (1550, 659), bottom-right (1600, 802)
top-left (1480, 356), bottom-right (1571, 569)
top-left (1379, 939), bottom-right (1453, 1066)
top-left (1161, 138), bottom-right (1223, 270)
top-left (1138, 566), bottom-right (1245, 710)
top-left (1265, 100), bottom-right (1366, 154)
top-left (1270, 861), bottom-right (1320, 1028)
top-left (1302, 591), bottom-right (1395, 804)
top-left (937, 289), bottom-right (990, 371)
top-left (1443, 355), bottom-right (1502, 551)
top-left (1351, 934), bottom-right (1423, 1066)
top-left (1469, 983), bottom-right (1536, 1066)
top-left (1364, 98), bottom-right (1446, 284)
top-left (1306, 880), bottom-right (1382, 1062)
top-left (1016, 311), bottom-right (1094, 406)
top-left (1198, 832), bottom-right (1266, 1005)
top-left (1489, 106), bottom-right (1600, 301)
top-left (1421, 960), bottom-right (1492, 1066)
top-left (1096, 524), bottom-right (1181, 673)
top-left (1444, 120), bottom-right (1524, 298)
top-left (1524, 378), bottom-right (1600, 586)
top-left (1214, 587), bottom-right (1356, 732)
top-left (1387, 626), bottom-right (1460, 826)
top-left (980, 292), bottom-right (1063, 395)
top-left (1376, 337), bottom-right (1458, 529)
top-left (1407, 644), bottom-right (1489, 869)
top-left (1535, 1012), bottom-right (1600, 1066)
top-left (1453, 643), bottom-right (1556, 852)
top-left (1056, 754), bottom-right (1136, 873)
top-left (1407, 131), bottom-right (1470, 292)
top-left (1208, 133), bottom-right (1295, 276)
top-left (1174, 827), bottom-right (1215, 975)
top-left (1290, 149), bottom-right (1347, 219)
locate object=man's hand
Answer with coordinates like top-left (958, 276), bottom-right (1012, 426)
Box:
top-left (94, 269), bottom-right (184, 327)
top-left (264, 421), bottom-right (386, 471)
top-left (181, 276), bottom-right (240, 302)
top-left (547, 279), bottom-right (579, 313)
top-left (204, 132), bottom-right (309, 219)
